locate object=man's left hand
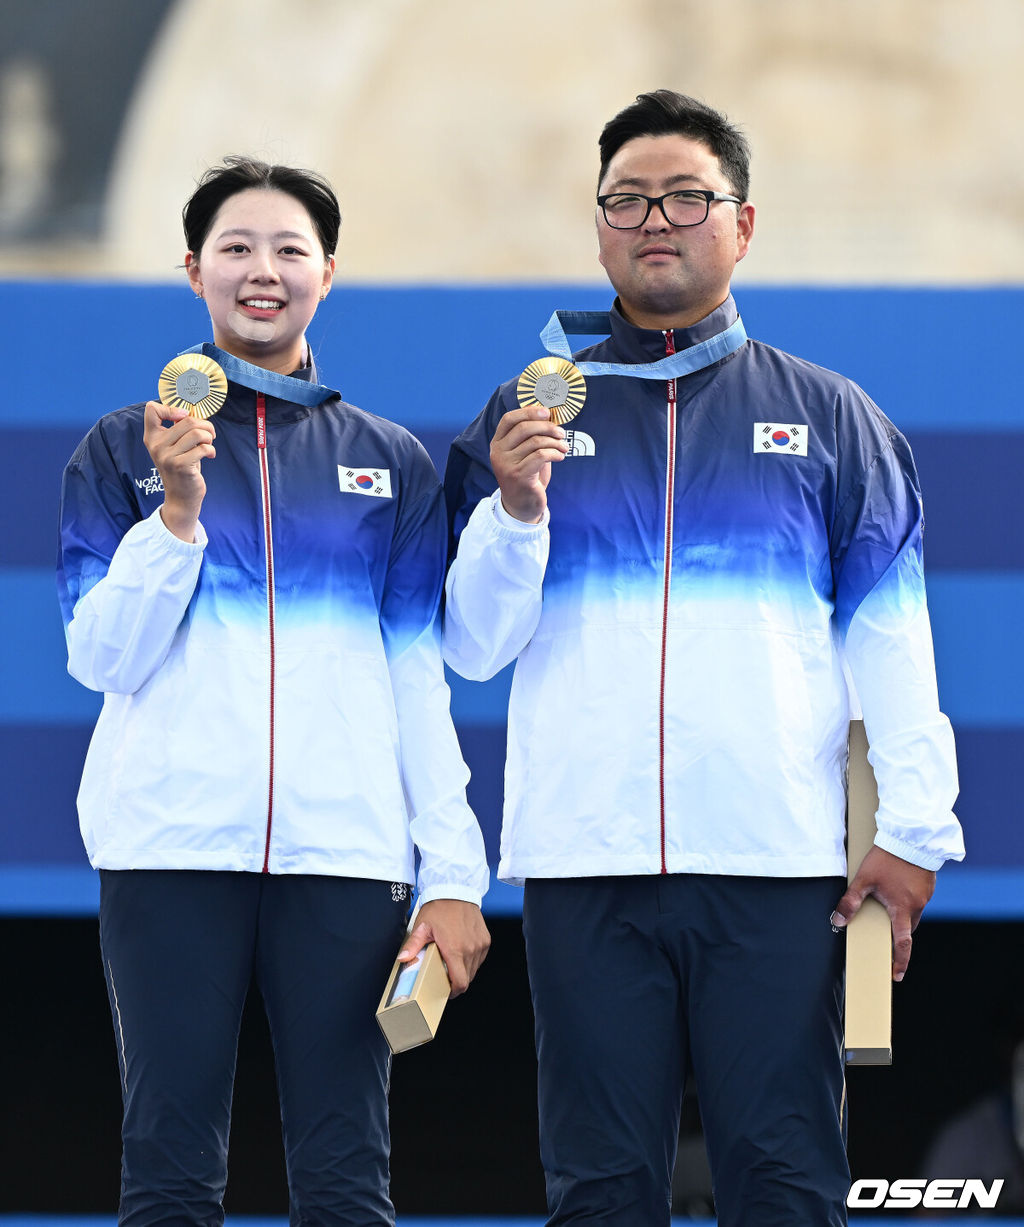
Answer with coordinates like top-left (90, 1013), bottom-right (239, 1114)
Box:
top-left (831, 845), bottom-right (936, 983)
top-left (397, 899), bottom-right (491, 998)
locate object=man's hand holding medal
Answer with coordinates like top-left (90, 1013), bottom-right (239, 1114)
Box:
top-left (490, 357), bottom-right (586, 523)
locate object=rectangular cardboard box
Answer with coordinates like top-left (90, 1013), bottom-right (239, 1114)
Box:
top-left (844, 720), bottom-right (893, 1065)
top-left (376, 941), bottom-right (451, 1054)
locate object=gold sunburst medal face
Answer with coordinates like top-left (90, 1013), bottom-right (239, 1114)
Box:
top-left (157, 354), bottom-right (228, 419)
top-left (516, 356), bottom-right (587, 425)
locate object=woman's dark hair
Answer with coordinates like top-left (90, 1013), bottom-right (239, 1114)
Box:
top-left (598, 90), bottom-right (751, 202)
top-left (183, 156), bottom-right (341, 256)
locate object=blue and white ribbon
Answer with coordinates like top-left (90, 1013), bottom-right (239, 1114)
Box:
top-left (181, 342), bottom-right (338, 406)
top-left (539, 310), bottom-right (747, 380)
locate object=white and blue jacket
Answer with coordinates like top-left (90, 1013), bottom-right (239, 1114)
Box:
top-left (58, 347), bottom-right (488, 905)
top-left (443, 297), bottom-right (964, 885)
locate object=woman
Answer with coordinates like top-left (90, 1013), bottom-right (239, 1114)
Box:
top-left (57, 157), bottom-right (490, 1225)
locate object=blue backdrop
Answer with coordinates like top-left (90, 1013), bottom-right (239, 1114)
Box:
top-left (2, 283), bottom-right (1019, 917)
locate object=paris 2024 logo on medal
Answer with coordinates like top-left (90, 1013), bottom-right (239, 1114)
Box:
top-left (158, 355), bottom-right (228, 419)
top-left (517, 357), bottom-right (586, 425)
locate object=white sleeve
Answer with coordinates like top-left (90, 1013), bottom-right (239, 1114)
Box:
top-left (381, 471), bottom-right (490, 906)
top-left (442, 490), bottom-right (549, 681)
top-left (844, 576), bottom-right (964, 872)
top-left (389, 628), bottom-right (490, 906)
top-left (65, 507), bottom-right (207, 695)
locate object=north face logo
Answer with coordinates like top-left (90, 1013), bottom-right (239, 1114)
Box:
top-left (135, 467), bottom-right (164, 495)
top-left (564, 429), bottom-right (596, 457)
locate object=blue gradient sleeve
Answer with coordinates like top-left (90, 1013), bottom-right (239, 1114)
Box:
top-left (380, 442), bottom-right (448, 658)
top-left (57, 415), bottom-right (145, 628)
top-left (833, 407), bottom-right (962, 867)
top-left (57, 411), bottom-right (206, 694)
top-left (831, 406), bottom-right (924, 636)
top-left (443, 386), bottom-right (508, 557)
top-left (382, 442), bottom-right (489, 903)
top-left (441, 384), bottom-right (549, 681)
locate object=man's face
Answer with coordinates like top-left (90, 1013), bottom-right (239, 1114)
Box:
top-left (596, 133), bottom-right (754, 330)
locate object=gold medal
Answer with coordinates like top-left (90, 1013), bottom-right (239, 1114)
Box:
top-left (516, 356), bottom-right (586, 425)
top-left (158, 354), bottom-right (228, 419)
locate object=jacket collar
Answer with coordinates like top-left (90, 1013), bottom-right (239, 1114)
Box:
top-left (601, 294), bottom-right (741, 364)
top-left (179, 341), bottom-right (340, 424)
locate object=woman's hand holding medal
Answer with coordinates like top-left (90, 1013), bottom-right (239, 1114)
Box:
top-left (143, 398), bottom-right (217, 542)
top-left (145, 354), bottom-right (226, 541)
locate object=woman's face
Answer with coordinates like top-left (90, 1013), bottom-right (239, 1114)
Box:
top-left (186, 188), bottom-right (334, 374)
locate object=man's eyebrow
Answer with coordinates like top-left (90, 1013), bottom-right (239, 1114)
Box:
top-left (604, 173), bottom-right (703, 192)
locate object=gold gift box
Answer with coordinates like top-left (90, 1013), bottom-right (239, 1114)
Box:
top-left (376, 942), bottom-right (451, 1054)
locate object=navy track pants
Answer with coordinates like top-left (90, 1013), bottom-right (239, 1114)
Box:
top-left (523, 873), bottom-right (850, 1227)
top-left (98, 870), bottom-right (409, 1227)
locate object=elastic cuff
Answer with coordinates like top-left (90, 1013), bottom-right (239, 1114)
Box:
top-left (150, 505), bottom-right (208, 550)
top-left (873, 829), bottom-right (948, 872)
top-left (489, 489), bottom-right (550, 533)
top-left (415, 883), bottom-right (484, 908)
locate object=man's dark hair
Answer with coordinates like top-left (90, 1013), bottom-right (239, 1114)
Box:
top-left (598, 90), bottom-right (750, 201)
top-left (183, 155), bottom-right (341, 256)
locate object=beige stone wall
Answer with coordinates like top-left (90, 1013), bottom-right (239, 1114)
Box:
top-left (3, 0), bottom-right (1021, 283)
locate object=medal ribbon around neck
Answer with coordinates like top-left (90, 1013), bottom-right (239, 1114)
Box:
top-left (539, 310), bottom-right (748, 380)
top-left (180, 342), bottom-right (339, 407)
top-left (518, 310), bottom-right (748, 424)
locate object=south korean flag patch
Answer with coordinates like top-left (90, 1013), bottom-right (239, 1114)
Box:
top-left (339, 466), bottom-right (393, 497)
top-left (753, 422), bottom-right (809, 457)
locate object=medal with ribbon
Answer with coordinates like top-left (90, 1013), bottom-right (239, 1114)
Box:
top-left (517, 309), bottom-right (749, 421)
top-left (160, 342), bottom-right (339, 415)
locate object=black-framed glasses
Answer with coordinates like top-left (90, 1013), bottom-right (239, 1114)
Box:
top-left (597, 189), bottom-right (742, 230)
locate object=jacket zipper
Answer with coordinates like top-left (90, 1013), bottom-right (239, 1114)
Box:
top-left (659, 331), bottom-right (677, 875)
top-left (256, 391), bottom-right (277, 872)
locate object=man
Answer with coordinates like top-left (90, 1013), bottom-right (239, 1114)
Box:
top-left (442, 90), bottom-right (964, 1226)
